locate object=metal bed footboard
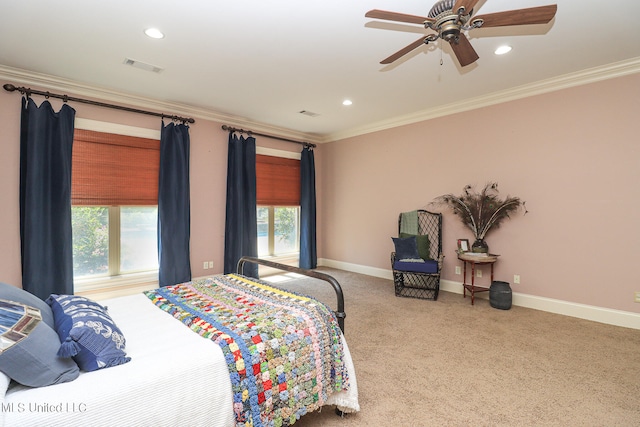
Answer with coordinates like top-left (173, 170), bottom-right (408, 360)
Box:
top-left (236, 256), bottom-right (346, 333)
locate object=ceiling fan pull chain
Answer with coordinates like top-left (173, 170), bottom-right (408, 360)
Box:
top-left (440, 39), bottom-right (444, 65)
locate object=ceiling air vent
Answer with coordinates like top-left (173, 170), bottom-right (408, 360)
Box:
top-left (123, 58), bottom-right (164, 73)
top-left (299, 110), bottom-right (320, 118)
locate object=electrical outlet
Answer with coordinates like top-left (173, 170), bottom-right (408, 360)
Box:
top-left (514, 274), bottom-right (521, 284)
top-left (476, 269), bottom-right (482, 278)
top-left (208, 261), bottom-right (214, 269)
top-left (203, 261), bottom-right (208, 270)
top-left (455, 266), bottom-right (461, 275)
top-left (635, 292), bottom-right (640, 303)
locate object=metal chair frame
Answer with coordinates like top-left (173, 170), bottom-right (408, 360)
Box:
top-left (391, 210), bottom-right (444, 300)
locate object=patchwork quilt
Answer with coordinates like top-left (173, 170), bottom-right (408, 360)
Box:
top-left (144, 274), bottom-right (348, 427)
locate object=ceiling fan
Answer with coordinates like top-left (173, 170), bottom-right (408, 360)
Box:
top-left (365, 0), bottom-right (557, 67)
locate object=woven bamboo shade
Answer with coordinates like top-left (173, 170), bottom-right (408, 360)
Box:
top-left (72, 129), bottom-right (160, 206)
top-left (256, 154), bottom-right (300, 206)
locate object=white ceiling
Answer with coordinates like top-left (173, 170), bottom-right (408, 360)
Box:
top-left (1, 0), bottom-right (639, 143)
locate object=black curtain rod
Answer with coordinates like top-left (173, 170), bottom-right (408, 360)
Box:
top-left (222, 125), bottom-right (316, 148)
top-left (3, 83), bottom-right (195, 124)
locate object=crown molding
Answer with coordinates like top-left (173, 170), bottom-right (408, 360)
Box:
top-left (3, 58), bottom-right (639, 146)
top-left (324, 57), bottom-right (640, 143)
top-left (0, 65), bottom-right (323, 145)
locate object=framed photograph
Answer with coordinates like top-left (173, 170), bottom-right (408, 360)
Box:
top-left (457, 239), bottom-right (470, 252)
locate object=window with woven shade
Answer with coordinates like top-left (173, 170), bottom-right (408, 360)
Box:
top-left (256, 154), bottom-right (300, 257)
top-left (71, 129), bottom-right (160, 285)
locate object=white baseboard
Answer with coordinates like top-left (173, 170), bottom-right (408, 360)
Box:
top-left (318, 258), bottom-right (640, 330)
top-left (320, 258), bottom-right (394, 280)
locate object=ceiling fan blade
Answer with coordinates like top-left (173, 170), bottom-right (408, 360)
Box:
top-left (472, 5), bottom-right (557, 28)
top-left (380, 37), bottom-right (427, 64)
top-left (365, 9), bottom-right (433, 25)
top-left (452, 0), bottom-right (482, 16)
top-left (450, 33), bottom-right (479, 67)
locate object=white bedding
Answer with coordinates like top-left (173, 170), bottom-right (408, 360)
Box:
top-left (1, 292), bottom-right (359, 427)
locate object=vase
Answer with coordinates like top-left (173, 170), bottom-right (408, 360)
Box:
top-left (490, 281), bottom-right (512, 310)
top-left (471, 238), bottom-right (488, 253)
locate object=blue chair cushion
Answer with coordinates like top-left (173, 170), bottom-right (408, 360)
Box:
top-left (393, 259), bottom-right (439, 274)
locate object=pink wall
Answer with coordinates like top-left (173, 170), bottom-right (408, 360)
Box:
top-left (0, 91), bottom-right (21, 286)
top-left (1, 73), bottom-right (638, 314)
top-left (319, 73), bottom-right (640, 313)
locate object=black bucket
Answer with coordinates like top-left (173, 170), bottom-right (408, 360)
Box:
top-left (490, 281), bottom-right (512, 310)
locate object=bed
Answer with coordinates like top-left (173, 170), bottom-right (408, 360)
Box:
top-left (0, 257), bottom-right (359, 426)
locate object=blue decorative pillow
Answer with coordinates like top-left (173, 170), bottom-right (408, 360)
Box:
top-left (0, 298), bottom-right (79, 386)
top-left (399, 232), bottom-right (431, 260)
top-left (46, 294), bottom-right (131, 372)
top-left (391, 236), bottom-right (423, 261)
top-left (0, 282), bottom-right (55, 328)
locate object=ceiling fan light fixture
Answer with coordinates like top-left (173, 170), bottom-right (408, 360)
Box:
top-left (440, 22), bottom-right (460, 42)
top-left (494, 45), bottom-right (512, 55)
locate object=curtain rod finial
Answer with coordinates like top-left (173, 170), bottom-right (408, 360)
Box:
top-left (3, 83), bottom-right (17, 92)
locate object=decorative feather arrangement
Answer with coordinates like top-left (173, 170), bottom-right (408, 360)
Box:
top-left (432, 182), bottom-right (527, 240)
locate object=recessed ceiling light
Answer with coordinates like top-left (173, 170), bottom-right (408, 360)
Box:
top-left (342, 99), bottom-right (353, 106)
top-left (144, 28), bottom-right (165, 39)
top-left (494, 45), bottom-right (512, 55)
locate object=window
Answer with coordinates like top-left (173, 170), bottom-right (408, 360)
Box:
top-left (72, 206), bottom-right (158, 277)
top-left (256, 153), bottom-right (301, 258)
top-left (257, 206), bottom-right (300, 257)
top-left (71, 127), bottom-right (160, 286)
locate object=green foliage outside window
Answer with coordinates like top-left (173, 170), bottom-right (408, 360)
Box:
top-left (72, 207), bottom-right (108, 276)
top-left (274, 207), bottom-right (297, 244)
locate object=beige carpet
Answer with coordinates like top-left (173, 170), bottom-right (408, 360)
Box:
top-left (269, 268), bottom-right (640, 426)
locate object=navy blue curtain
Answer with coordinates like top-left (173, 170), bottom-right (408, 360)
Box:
top-left (223, 133), bottom-right (258, 278)
top-left (20, 97), bottom-right (75, 300)
top-left (299, 147), bottom-right (317, 269)
top-left (158, 121), bottom-right (192, 287)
